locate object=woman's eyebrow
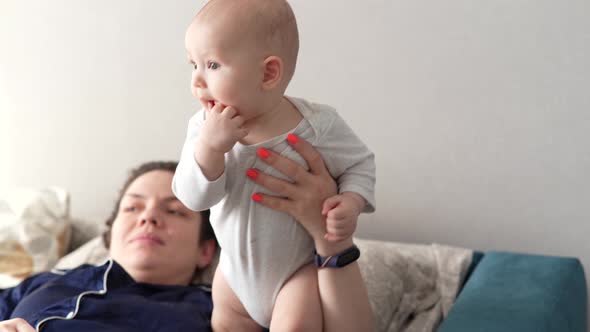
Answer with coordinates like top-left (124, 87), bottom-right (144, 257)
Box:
top-left (124, 193), bottom-right (145, 199)
top-left (124, 193), bottom-right (180, 202)
top-left (163, 196), bottom-right (181, 203)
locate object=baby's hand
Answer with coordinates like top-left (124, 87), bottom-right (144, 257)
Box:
top-left (199, 103), bottom-right (248, 154)
top-left (321, 192), bottom-right (366, 242)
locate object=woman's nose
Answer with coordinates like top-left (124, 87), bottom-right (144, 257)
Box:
top-left (138, 205), bottom-right (161, 227)
top-left (139, 217), bottom-right (159, 227)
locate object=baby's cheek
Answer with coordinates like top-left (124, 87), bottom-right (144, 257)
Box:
top-left (190, 86), bottom-right (199, 98)
top-left (215, 81), bottom-right (240, 103)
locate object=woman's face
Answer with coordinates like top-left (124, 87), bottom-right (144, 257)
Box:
top-left (109, 170), bottom-right (211, 285)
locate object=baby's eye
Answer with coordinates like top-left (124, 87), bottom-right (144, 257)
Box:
top-left (207, 61), bottom-right (220, 70)
top-left (188, 59), bottom-right (197, 70)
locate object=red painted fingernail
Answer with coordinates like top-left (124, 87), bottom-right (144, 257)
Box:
top-left (257, 148), bottom-right (269, 159)
top-left (251, 193), bottom-right (262, 202)
top-left (287, 133), bottom-right (298, 144)
top-left (246, 169), bottom-right (258, 179)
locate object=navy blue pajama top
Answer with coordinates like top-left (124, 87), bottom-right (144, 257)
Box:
top-left (0, 260), bottom-right (213, 331)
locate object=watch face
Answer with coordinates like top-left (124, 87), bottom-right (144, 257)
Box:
top-left (336, 247), bottom-right (360, 267)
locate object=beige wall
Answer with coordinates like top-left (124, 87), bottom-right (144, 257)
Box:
top-left (2, 0), bottom-right (589, 291)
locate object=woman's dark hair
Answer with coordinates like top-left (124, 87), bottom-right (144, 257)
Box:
top-left (102, 161), bottom-right (215, 248)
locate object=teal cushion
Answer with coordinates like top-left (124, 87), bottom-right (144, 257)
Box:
top-left (438, 251), bottom-right (587, 332)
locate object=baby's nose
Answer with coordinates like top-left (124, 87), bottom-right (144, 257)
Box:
top-left (192, 71), bottom-right (206, 88)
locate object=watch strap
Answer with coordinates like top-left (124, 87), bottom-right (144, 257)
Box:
top-left (314, 245), bottom-right (360, 268)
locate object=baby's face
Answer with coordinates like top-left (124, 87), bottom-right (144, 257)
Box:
top-left (185, 18), bottom-right (264, 118)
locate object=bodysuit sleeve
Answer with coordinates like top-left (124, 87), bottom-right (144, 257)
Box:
top-left (316, 109), bottom-right (376, 213)
top-left (172, 111), bottom-right (227, 211)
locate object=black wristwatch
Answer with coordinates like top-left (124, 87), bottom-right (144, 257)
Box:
top-left (314, 245), bottom-right (360, 268)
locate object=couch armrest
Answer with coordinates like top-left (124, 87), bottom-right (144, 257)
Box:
top-left (438, 251), bottom-right (587, 332)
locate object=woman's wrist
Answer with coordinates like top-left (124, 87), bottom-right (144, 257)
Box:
top-left (314, 236), bottom-right (354, 257)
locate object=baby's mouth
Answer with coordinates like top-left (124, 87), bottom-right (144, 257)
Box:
top-left (199, 97), bottom-right (216, 110)
top-left (205, 100), bottom-right (222, 111)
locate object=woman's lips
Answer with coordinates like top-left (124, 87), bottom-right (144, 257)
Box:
top-left (131, 234), bottom-right (164, 245)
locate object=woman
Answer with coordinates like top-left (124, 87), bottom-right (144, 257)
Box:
top-left (0, 136), bottom-right (372, 331)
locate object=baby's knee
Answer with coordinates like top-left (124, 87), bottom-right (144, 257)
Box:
top-left (211, 306), bottom-right (263, 332)
top-left (273, 318), bottom-right (322, 332)
top-left (211, 311), bottom-right (229, 332)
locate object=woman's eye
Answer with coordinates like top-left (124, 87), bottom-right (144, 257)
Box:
top-left (169, 207), bottom-right (189, 217)
top-left (123, 206), bottom-right (137, 212)
top-left (167, 209), bottom-right (185, 217)
top-left (207, 62), bottom-right (220, 70)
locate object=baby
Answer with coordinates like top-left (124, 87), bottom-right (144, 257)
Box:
top-left (172, 0), bottom-right (376, 330)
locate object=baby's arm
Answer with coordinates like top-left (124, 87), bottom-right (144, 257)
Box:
top-left (172, 104), bottom-right (248, 211)
top-left (314, 108), bottom-right (376, 241)
top-left (194, 103), bottom-right (248, 180)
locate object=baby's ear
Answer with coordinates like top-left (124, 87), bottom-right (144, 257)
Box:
top-left (261, 55), bottom-right (283, 90)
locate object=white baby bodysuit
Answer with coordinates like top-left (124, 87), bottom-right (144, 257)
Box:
top-left (172, 96), bottom-right (375, 327)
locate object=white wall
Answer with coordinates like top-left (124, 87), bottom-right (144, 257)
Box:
top-left (2, 0), bottom-right (589, 295)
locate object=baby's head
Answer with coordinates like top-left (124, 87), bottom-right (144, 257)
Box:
top-left (185, 0), bottom-right (299, 118)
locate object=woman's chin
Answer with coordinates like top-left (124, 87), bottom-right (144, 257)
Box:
top-left (125, 255), bottom-right (162, 269)
top-left (114, 248), bottom-right (163, 267)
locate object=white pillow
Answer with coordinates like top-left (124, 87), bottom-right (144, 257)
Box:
top-left (355, 238), bottom-right (472, 332)
top-left (53, 236), bottom-right (109, 269)
top-left (0, 187), bottom-right (71, 288)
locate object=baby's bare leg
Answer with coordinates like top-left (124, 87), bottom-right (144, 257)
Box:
top-left (270, 263), bottom-right (323, 332)
top-left (211, 266), bottom-right (263, 332)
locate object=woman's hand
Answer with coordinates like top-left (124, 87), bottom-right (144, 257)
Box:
top-left (246, 134), bottom-right (337, 243)
top-left (248, 134), bottom-right (374, 332)
top-left (0, 318), bottom-right (36, 332)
